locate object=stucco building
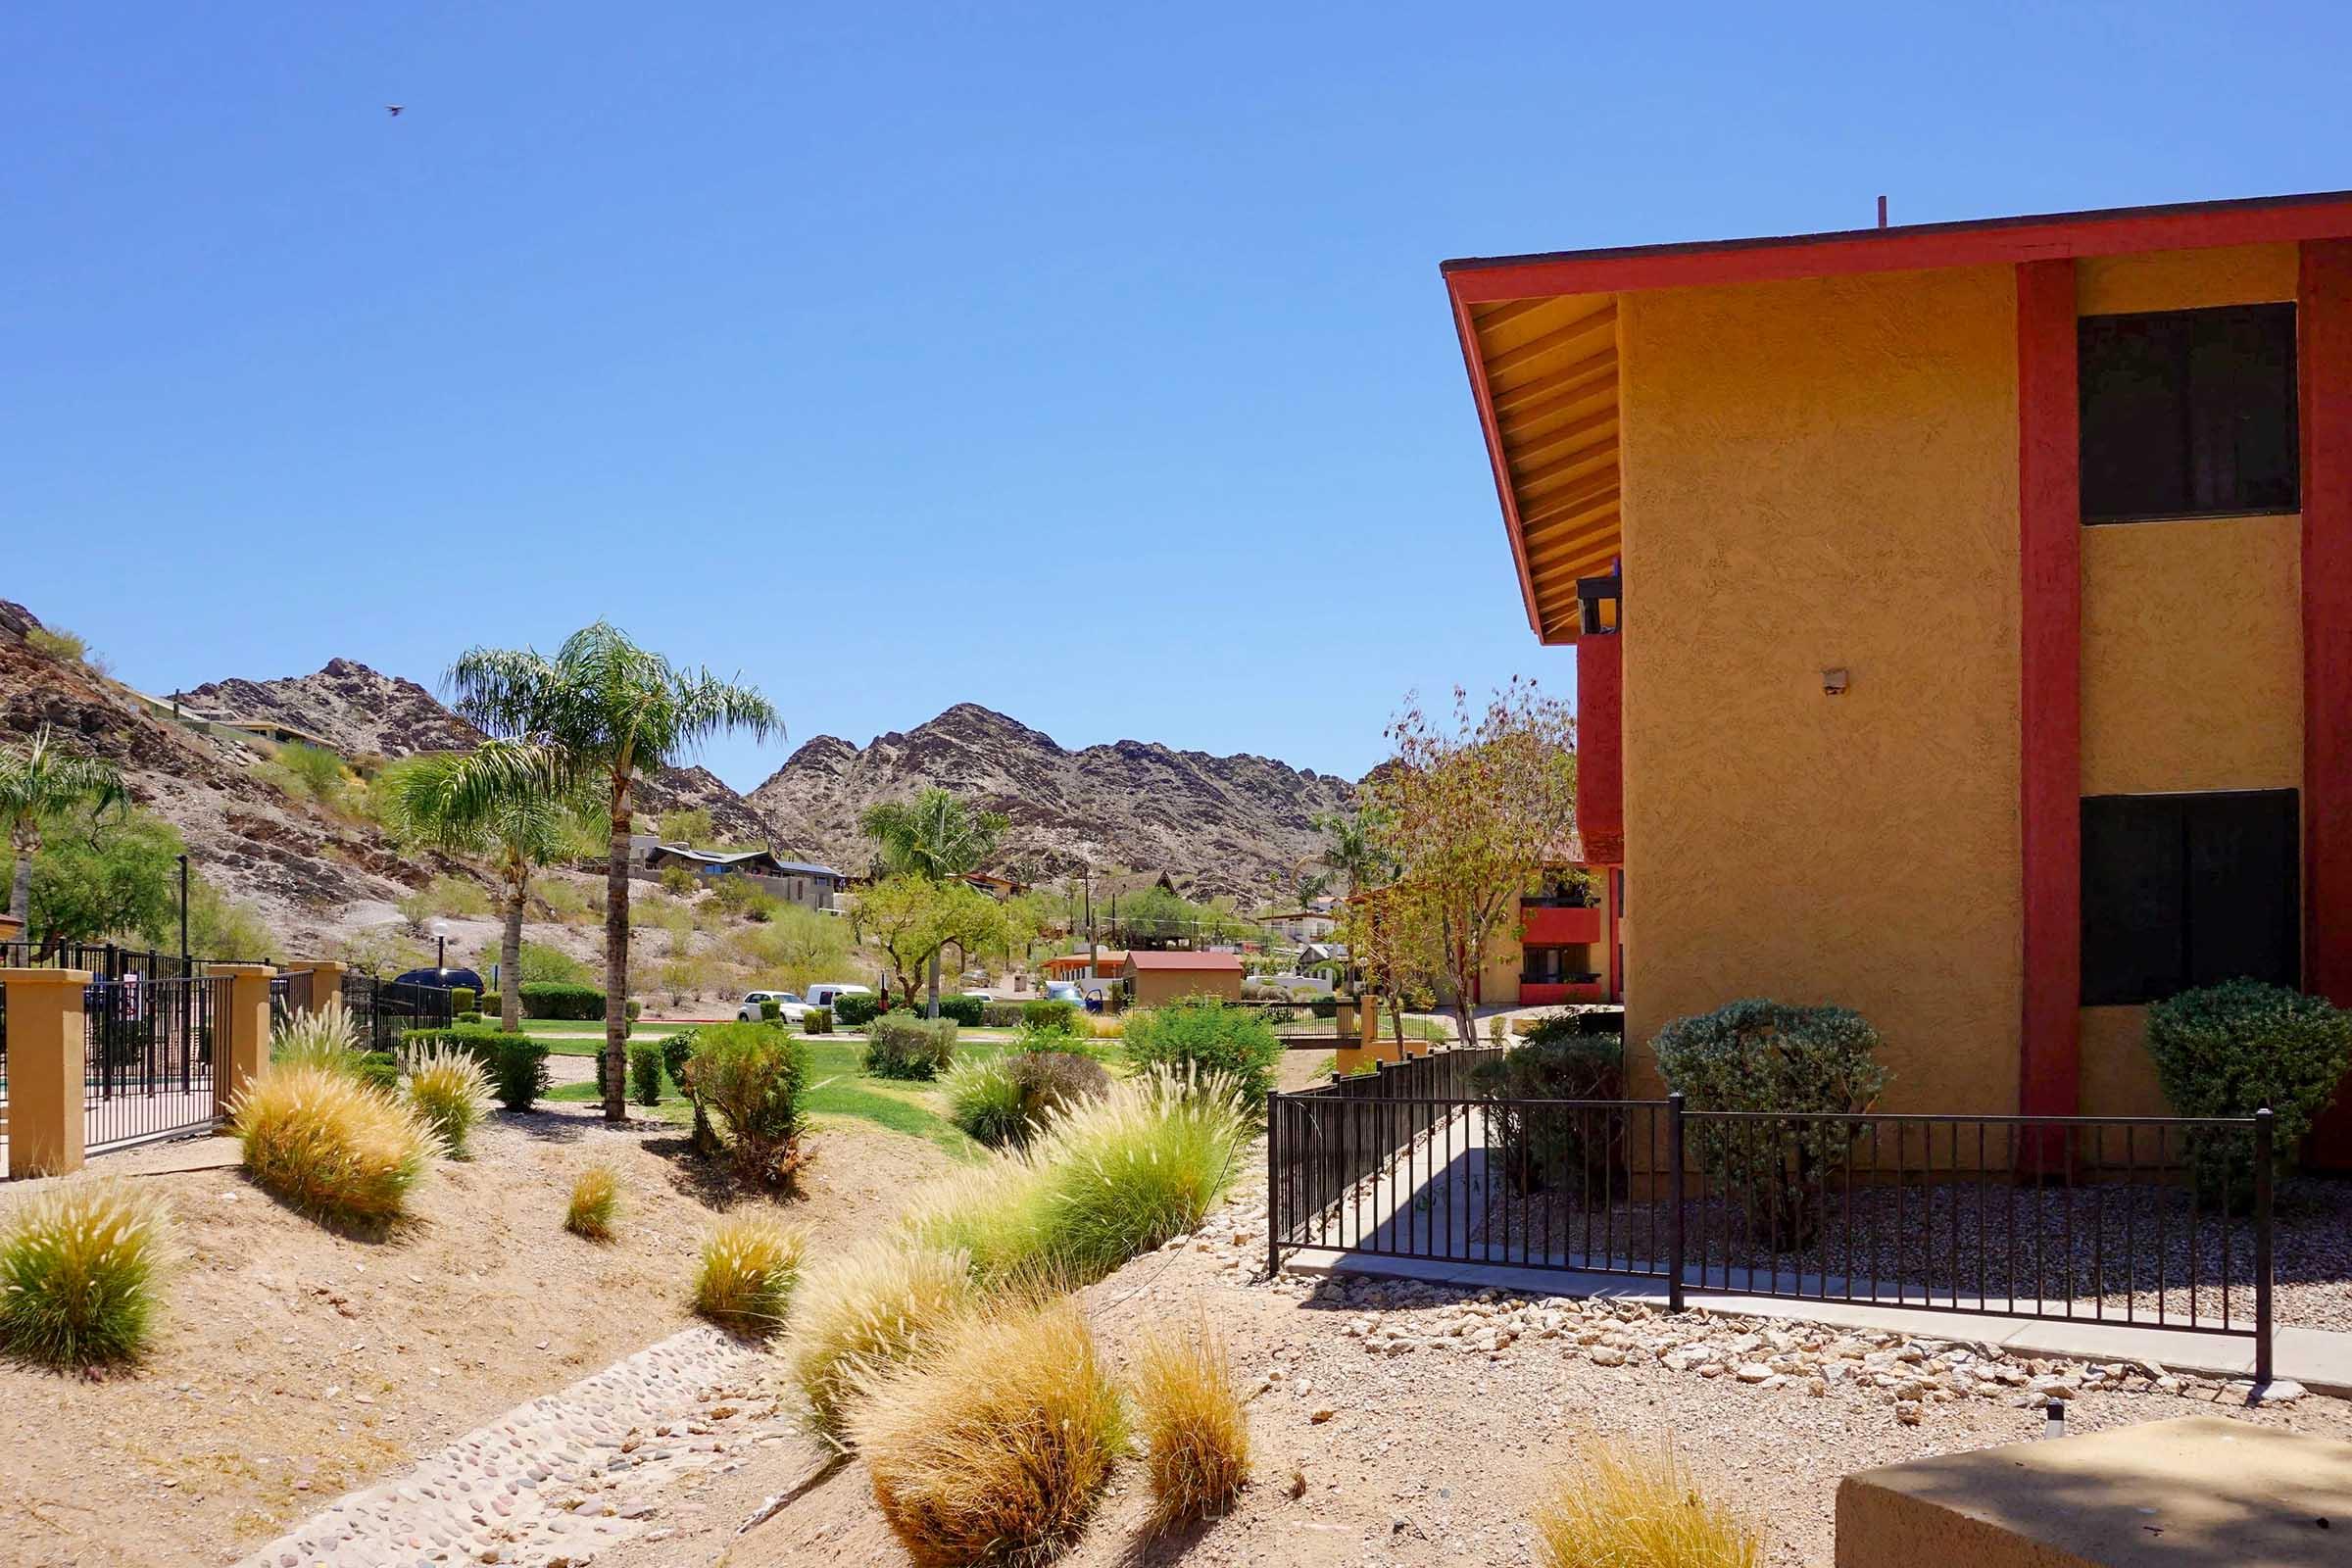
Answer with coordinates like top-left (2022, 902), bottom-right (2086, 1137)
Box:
top-left (1444, 190), bottom-right (2352, 1161)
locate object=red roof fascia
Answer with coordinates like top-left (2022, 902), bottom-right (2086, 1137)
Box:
top-left (1126, 951), bottom-right (1244, 970)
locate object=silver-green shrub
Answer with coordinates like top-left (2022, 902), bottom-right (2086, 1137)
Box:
top-left (2146, 979), bottom-right (2352, 1206)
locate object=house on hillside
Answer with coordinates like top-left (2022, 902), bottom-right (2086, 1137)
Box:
top-left (1444, 188), bottom-right (2352, 1159)
top-left (641, 843), bottom-right (847, 911)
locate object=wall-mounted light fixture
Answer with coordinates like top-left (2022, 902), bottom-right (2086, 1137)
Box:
top-left (1822, 667), bottom-right (1850, 697)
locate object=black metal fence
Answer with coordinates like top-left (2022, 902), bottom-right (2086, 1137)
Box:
top-left (340, 971), bottom-right (452, 1051)
top-left (83, 971), bottom-right (228, 1153)
top-left (269, 968), bottom-right (316, 1032)
top-left (1268, 1070), bottom-right (2276, 1377)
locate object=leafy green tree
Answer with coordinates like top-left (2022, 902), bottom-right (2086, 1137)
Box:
top-left (447, 622), bottom-right (779, 1119)
top-left (0, 725), bottom-right (126, 929)
top-left (859, 788), bottom-right (1006, 1015)
top-left (1312, 805), bottom-right (1397, 896)
top-left (0, 801), bottom-right (177, 950)
top-left (657, 807), bottom-right (717, 846)
top-left (852, 875), bottom-right (1009, 1012)
top-left (390, 741), bottom-right (602, 1033)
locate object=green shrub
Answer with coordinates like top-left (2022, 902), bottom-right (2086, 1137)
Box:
top-left (398, 1020), bottom-right (546, 1109)
top-left (476, 993), bottom-right (502, 1020)
top-left (659, 864), bottom-right (699, 897)
top-left (661, 1028), bottom-right (699, 1086)
top-left (2146, 980), bottom-right (2352, 1204)
top-left (519, 980), bottom-right (607, 1020)
top-left (946, 1049), bottom-right (1111, 1150)
top-left (1021, 999), bottom-right (1079, 1033)
top-left (1471, 1031), bottom-right (1624, 1194)
top-left (933, 994), bottom-right (985, 1027)
top-left (1652, 999), bottom-right (1887, 1247)
top-left (759, 997), bottom-right (782, 1022)
top-left (629, 1041), bottom-right (664, 1105)
top-left (512, 940), bottom-right (593, 986)
top-left (834, 992), bottom-right (884, 1027)
top-left (450, 986), bottom-right (477, 1015)
top-left (456, 1010), bottom-right (483, 1026)
top-left (1121, 997), bottom-right (1281, 1111)
top-left (980, 1001), bottom-right (1026, 1028)
top-left (682, 1023), bottom-right (808, 1188)
top-left (803, 1006), bottom-right (833, 1035)
top-left (356, 1051), bottom-right (401, 1093)
top-left (0, 1181), bottom-right (171, 1368)
top-left (864, 1014), bottom-right (959, 1081)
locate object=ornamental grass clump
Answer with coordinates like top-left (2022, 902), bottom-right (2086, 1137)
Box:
top-left (0, 1182), bottom-right (172, 1369)
top-left (231, 1064), bottom-right (435, 1227)
top-left (1532, 1445), bottom-right (1760, 1568)
top-left (692, 1213), bottom-right (806, 1334)
top-left (1026, 1067), bottom-right (1250, 1284)
top-left (564, 1163), bottom-right (620, 1241)
top-left (788, 1241), bottom-right (978, 1444)
top-left (944, 1045), bottom-right (1110, 1151)
top-left (269, 1002), bottom-right (366, 1076)
top-left (849, 1297), bottom-right (1127, 1568)
top-left (1133, 1315), bottom-right (1250, 1528)
top-left (401, 1043), bottom-right (494, 1158)
top-left (2145, 979), bottom-right (2352, 1206)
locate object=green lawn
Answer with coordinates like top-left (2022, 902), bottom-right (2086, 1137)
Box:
top-left (543, 1036), bottom-right (1008, 1159)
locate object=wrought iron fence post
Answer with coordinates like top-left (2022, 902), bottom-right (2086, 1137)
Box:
top-left (1667, 1092), bottom-right (1687, 1312)
top-left (1265, 1095), bottom-right (1282, 1281)
top-left (2254, 1106), bottom-right (2275, 1386)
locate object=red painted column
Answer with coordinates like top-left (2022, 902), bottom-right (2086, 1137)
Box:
top-left (2017, 260), bottom-right (2082, 1131)
top-left (1577, 632), bottom-right (1624, 866)
top-left (2302, 241), bottom-right (2352, 1166)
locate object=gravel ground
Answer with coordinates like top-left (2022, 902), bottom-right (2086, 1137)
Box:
top-left (578, 1150), bottom-right (2352, 1568)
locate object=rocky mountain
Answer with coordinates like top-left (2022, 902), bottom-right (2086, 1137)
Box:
top-left (749, 703), bottom-right (1357, 900)
top-left (182, 661), bottom-right (774, 845)
top-left (0, 603), bottom-right (454, 941)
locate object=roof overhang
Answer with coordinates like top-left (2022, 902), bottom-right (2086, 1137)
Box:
top-left (1445, 188), bottom-right (2352, 645)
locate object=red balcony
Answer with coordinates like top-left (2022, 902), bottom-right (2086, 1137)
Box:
top-left (1521, 902), bottom-right (1601, 946)
top-left (1520, 979), bottom-right (1605, 1006)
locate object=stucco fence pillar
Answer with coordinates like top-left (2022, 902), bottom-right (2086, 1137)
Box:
top-left (208, 963), bottom-right (276, 1119)
top-left (2, 968), bottom-right (94, 1179)
top-left (294, 959), bottom-right (346, 1017)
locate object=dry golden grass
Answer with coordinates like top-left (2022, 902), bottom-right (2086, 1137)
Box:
top-left (1132, 1314), bottom-right (1250, 1528)
top-left (691, 1213), bottom-right (806, 1334)
top-left (1533, 1446), bottom-right (1761, 1568)
top-left (564, 1163), bottom-right (620, 1241)
top-left (229, 1064), bottom-right (434, 1227)
top-left (848, 1297), bottom-right (1127, 1567)
top-left (400, 1044), bottom-right (493, 1159)
top-left (0, 1180), bottom-right (173, 1368)
top-left (788, 1241), bottom-right (977, 1444)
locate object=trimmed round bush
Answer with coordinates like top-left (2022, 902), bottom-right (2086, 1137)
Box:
top-left (1652, 998), bottom-right (1886, 1247)
top-left (1121, 997), bottom-right (1281, 1111)
top-left (1470, 1027), bottom-right (1624, 1195)
top-left (231, 1064), bottom-right (436, 1226)
top-left (628, 1041), bottom-right (664, 1105)
top-left (932, 994), bottom-right (985, 1027)
top-left (681, 1023), bottom-right (808, 1188)
top-left (2147, 979), bottom-right (2352, 1203)
top-left (0, 1181), bottom-right (172, 1368)
top-left (519, 981), bottom-right (607, 1020)
top-left (1020, 998), bottom-right (1079, 1033)
top-left (759, 997), bottom-right (782, 1022)
top-left (863, 1014), bottom-right (959, 1081)
top-left (850, 1298), bottom-right (1126, 1567)
top-left (802, 1005), bottom-right (833, 1035)
top-left (833, 992), bottom-right (884, 1027)
top-left (692, 1213), bottom-right (805, 1334)
top-left (788, 1241), bottom-right (978, 1443)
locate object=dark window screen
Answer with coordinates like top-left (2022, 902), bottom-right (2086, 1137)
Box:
top-left (2079, 304), bottom-right (2298, 522)
top-left (2081, 789), bottom-right (2299, 1005)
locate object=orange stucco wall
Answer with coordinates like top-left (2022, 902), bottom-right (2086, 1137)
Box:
top-left (2073, 245), bottom-right (2306, 1115)
top-left (1127, 966), bottom-right (1243, 1007)
top-left (1615, 266), bottom-right (2024, 1112)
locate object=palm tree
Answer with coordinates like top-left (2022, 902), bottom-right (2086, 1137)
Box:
top-left (0, 725), bottom-right (126, 934)
top-left (859, 787), bottom-right (1006, 1016)
top-left (447, 623), bottom-right (779, 1121)
top-left (1312, 806), bottom-right (1397, 895)
top-left (388, 743), bottom-right (599, 1034)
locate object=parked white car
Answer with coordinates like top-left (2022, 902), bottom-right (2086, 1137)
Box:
top-left (737, 990), bottom-right (807, 1023)
top-left (803, 982), bottom-right (873, 1014)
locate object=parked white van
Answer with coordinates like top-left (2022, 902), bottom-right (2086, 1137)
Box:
top-left (804, 982), bottom-right (873, 1013)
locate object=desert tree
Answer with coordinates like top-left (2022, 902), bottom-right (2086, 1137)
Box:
top-left (859, 787), bottom-right (1006, 1015)
top-left (447, 622), bottom-right (778, 1120)
top-left (0, 725), bottom-right (126, 933)
top-left (851, 874), bottom-right (1010, 1011)
top-left (1362, 680), bottom-right (1578, 1048)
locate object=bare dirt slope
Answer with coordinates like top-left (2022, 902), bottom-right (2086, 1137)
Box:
top-left (0, 1111), bottom-right (954, 1568)
top-left (750, 703), bottom-right (1357, 900)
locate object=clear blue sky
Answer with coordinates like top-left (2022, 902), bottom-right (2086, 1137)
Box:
top-left (7, 2), bottom-right (2347, 792)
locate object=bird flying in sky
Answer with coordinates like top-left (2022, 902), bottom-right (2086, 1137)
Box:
top-left (385, 105), bottom-right (404, 117)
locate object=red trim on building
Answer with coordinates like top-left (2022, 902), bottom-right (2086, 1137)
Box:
top-left (1578, 632), bottom-right (1624, 862)
top-left (1521, 903), bottom-right (1603, 947)
top-left (1444, 190), bottom-right (2352, 305)
top-left (2302, 241), bottom-right (2352, 1166)
top-left (2017, 260), bottom-right (2082, 1126)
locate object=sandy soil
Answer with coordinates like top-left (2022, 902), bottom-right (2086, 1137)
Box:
top-left (0, 1106), bottom-right (953, 1568)
top-left (581, 1155), bottom-right (2352, 1568)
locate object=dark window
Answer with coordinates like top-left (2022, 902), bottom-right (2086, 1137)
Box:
top-left (2081, 789), bottom-right (2299, 1005)
top-left (2079, 304), bottom-right (2299, 522)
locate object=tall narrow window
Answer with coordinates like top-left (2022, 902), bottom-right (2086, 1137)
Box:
top-left (2079, 304), bottom-right (2298, 522)
top-left (2081, 789), bottom-right (2300, 1005)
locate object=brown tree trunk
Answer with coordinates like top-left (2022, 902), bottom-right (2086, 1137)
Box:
top-left (501, 875), bottom-right (526, 1035)
top-left (926, 950), bottom-right (942, 1019)
top-left (604, 792), bottom-right (630, 1122)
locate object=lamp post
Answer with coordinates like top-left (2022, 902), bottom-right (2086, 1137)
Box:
top-left (431, 918), bottom-right (449, 976)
